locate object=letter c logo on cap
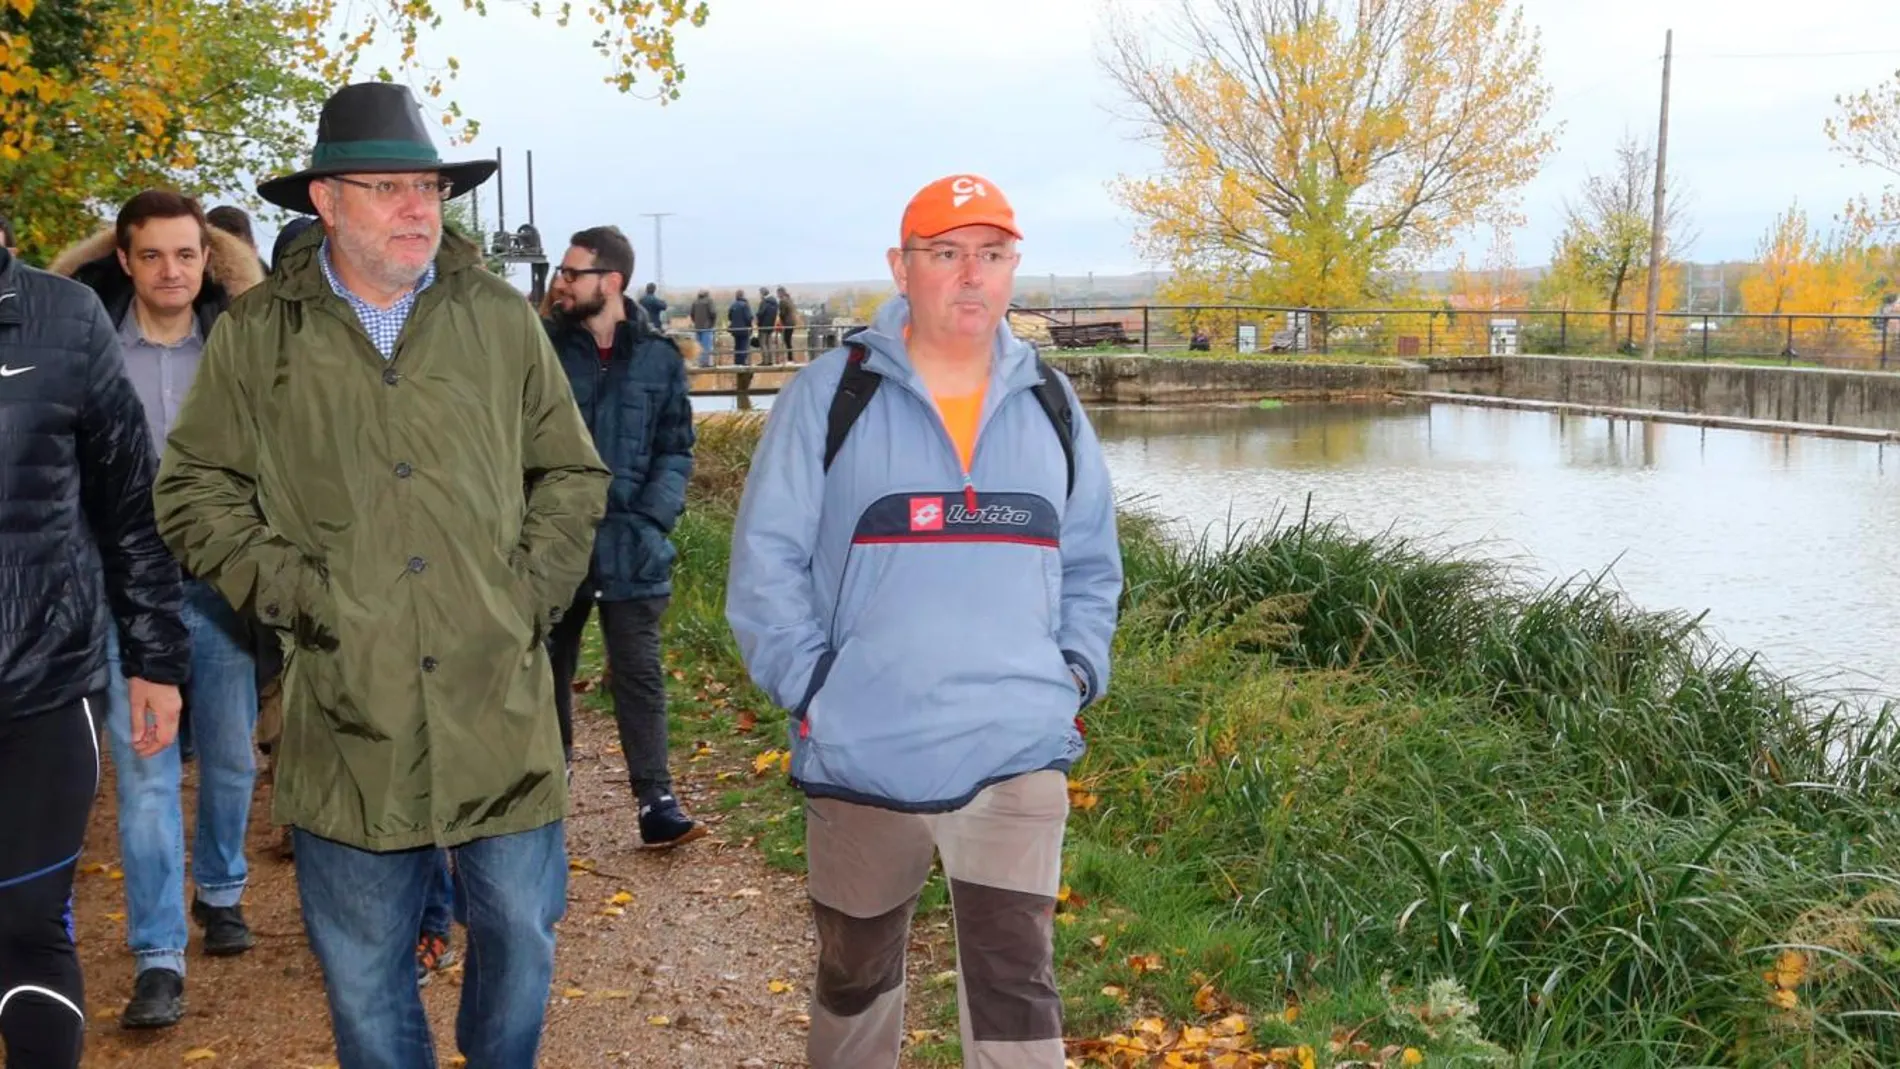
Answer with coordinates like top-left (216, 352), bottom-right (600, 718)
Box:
top-left (950, 176), bottom-right (987, 208)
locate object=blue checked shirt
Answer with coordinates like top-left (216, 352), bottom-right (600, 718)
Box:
top-left (319, 239), bottom-right (437, 359)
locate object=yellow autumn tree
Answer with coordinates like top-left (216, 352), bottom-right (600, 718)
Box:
top-left (1, 0), bottom-right (706, 260)
top-left (0, 0), bottom-right (335, 257)
top-left (1103, 0), bottom-right (1557, 309)
top-left (1741, 202), bottom-right (1822, 315)
top-left (1742, 206), bottom-right (1879, 315)
top-left (1828, 70), bottom-right (1900, 234)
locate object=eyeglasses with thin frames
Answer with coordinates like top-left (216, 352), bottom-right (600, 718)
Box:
top-left (328, 176), bottom-right (455, 202)
top-left (903, 246), bottom-right (1018, 271)
top-left (553, 267), bottom-right (614, 283)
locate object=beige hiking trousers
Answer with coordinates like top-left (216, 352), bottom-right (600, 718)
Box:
top-left (804, 769), bottom-right (1069, 1069)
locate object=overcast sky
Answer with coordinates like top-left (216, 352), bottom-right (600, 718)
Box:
top-left (353, 0), bottom-right (1900, 289)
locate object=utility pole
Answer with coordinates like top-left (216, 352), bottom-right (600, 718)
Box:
top-left (640, 212), bottom-right (674, 291)
top-left (1642, 29), bottom-right (1673, 360)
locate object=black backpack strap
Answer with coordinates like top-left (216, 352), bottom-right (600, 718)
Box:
top-left (824, 343), bottom-right (1076, 498)
top-left (1028, 356), bottom-right (1077, 498)
top-left (823, 343), bottom-right (882, 472)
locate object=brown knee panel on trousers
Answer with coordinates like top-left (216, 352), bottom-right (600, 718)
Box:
top-left (949, 879), bottom-right (1060, 1043)
top-left (812, 895), bottom-right (917, 1018)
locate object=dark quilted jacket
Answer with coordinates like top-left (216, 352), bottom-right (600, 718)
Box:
top-left (545, 300), bottom-right (695, 601)
top-left (0, 247), bottom-right (189, 719)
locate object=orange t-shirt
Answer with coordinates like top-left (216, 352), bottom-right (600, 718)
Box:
top-left (934, 387), bottom-right (986, 473)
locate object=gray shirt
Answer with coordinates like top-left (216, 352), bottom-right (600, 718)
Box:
top-left (116, 306), bottom-right (204, 451)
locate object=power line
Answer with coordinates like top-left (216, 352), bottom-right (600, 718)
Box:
top-left (1691, 48), bottom-right (1900, 60)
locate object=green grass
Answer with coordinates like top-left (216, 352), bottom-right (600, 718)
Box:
top-left (623, 413), bottom-right (1900, 1067)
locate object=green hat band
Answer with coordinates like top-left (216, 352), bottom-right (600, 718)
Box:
top-left (310, 140), bottom-right (441, 168)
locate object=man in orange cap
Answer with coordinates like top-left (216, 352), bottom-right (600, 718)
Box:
top-left (728, 175), bottom-right (1124, 1068)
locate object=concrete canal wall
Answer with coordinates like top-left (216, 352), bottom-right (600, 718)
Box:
top-left (1422, 355), bottom-right (1900, 435)
top-left (688, 353), bottom-right (1900, 438)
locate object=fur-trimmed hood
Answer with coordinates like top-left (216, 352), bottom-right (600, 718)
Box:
top-left (49, 225), bottom-right (264, 293)
top-left (48, 224), bottom-right (265, 334)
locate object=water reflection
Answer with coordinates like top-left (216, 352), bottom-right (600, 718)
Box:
top-left (1093, 401), bottom-right (1900, 697)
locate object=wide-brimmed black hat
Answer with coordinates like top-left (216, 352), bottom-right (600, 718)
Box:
top-left (258, 82), bottom-right (498, 216)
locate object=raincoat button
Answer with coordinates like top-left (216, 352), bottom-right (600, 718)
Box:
top-left (382, 367), bottom-right (400, 386)
top-left (407, 556), bottom-right (426, 573)
top-left (421, 656), bottom-right (438, 672)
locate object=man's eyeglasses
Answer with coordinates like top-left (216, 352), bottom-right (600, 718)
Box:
top-left (329, 176), bottom-right (454, 202)
top-left (903, 246), bottom-right (1018, 271)
top-left (553, 267), bottom-right (614, 283)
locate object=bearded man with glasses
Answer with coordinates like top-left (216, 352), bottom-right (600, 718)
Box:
top-left (151, 82), bottom-right (610, 1069)
top-left (543, 225), bottom-right (702, 849)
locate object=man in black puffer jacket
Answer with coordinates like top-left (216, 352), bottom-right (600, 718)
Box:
top-left (544, 225), bottom-right (701, 850)
top-left (0, 245), bottom-right (189, 1069)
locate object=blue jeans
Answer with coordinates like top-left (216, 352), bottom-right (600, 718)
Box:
top-left (695, 328), bottom-right (715, 367)
top-left (294, 821), bottom-right (566, 1069)
top-left (104, 579), bottom-right (259, 978)
top-left (420, 851), bottom-right (456, 936)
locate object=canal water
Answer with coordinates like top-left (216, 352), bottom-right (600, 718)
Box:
top-left (694, 394), bottom-right (1900, 697)
top-left (1092, 400), bottom-right (1900, 699)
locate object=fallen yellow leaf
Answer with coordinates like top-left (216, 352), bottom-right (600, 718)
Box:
top-left (598, 989), bottom-right (633, 999)
top-left (1101, 985), bottom-right (1127, 1000)
top-left (108, 868), bottom-right (123, 880)
top-left (1056, 884), bottom-right (1072, 903)
top-left (1135, 1017), bottom-right (1167, 1035)
top-left (1769, 988), bottom-right (1799, 1010)
top-left (753, 749), bottom-right (786, 776)
top-left (445, 1059), bottom-right (466, 1069)
top-left (608, 891), bottom-right (634, 906)
top-left (768, 979), bottom-right (793, 994)
top-left (1282, 1004), bottom-right (1299, 1024)
top-left (1055, 912), bottom-right (1077, 926)
top-left (1771, 949), bottom-right (1807, 990)
top-left (105, 912), bottom-right (125, 922)
top-left (1127, 953), bottom-right (1165, 974)
top-left (647, 1014), bottom-right (671, 1026)
top-left (730, 887), bottom-right (762, 898)
top-left (182, 1050), bottom-right (217, 1064)
top-left (1403, 1048), bottom-right (1426, 1066)
top-left (1193, 983), bottom-right (1223, 1014)
top-left (907, 1029), bottom-right (943, 1044)
top-left (562, 987), bottom-right (587, 998)
top-left (1089, 934), bottom-right (1108, 949)
top-left (1213, 1014), bottom-right (1249, 1037)
top-left (599, 906), bottom-right (625, 917)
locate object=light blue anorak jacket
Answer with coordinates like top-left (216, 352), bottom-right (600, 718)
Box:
top-left (727, 298), bottom-right (1123, 812)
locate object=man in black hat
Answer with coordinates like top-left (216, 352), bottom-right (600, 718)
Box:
top-left (151, 82), bottom-right (609, 1069)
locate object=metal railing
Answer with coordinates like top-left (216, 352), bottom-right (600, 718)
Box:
top-left (1003, 304), bottom-right (1900, 369)
top-left (657, 320), bottom-right (867, 369)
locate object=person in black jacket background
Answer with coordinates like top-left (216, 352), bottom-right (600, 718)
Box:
top-left (755, 286), bottom-right (781, 365)
top-left (727, 289), bottom-right (753, 366)
top-left (0, 244), bottom-right (189, 1068)
top-left (545, 225), bottom-right (703, 849)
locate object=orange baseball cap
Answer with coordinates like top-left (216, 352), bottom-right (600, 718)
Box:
top-left (900, 174), bottom-right (1022, 242)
